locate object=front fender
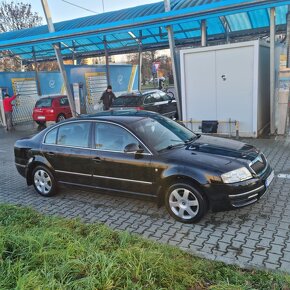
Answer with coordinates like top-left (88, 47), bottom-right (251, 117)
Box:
top-left (160, 165), bottom-right (210, 186)
top-left (156, 165), bottom-right (211, 206)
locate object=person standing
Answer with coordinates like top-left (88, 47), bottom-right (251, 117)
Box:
top-left (100, 85), bottom-right (116, 111)
top-left (3, 93), bottom-right (17, 131)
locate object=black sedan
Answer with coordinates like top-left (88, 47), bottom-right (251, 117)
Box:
top-left (111, 90), bottom-right (177, 119)
top-left (14, 111), bottom-right (274, 223)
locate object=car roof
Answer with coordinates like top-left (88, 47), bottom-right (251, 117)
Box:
top-left (76, 109), bottom-right (160, 124)
top-left (119, 89), bottom-right (162, 97)
top-left (39, 110), bottom-right (166, 143)
top-left (38, 95), bottom-right (67, 100)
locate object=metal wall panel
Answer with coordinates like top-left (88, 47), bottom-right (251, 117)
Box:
top-left (180, 41), bottom-right (270, 137)
top-left (11, 78), bottom-right (38, 123)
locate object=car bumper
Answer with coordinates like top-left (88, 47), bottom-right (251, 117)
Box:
top-left (32, 113), bottom-right (56, 122)
top-left (15, 163), bottom-right (28, 178)
top-left (205, 165), bottom-right (274, 212)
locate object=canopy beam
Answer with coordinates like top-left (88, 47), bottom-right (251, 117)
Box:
top-left (41, 0), bottom-right (77, 117)
top-left (164, 0), bottom-right (182, 119)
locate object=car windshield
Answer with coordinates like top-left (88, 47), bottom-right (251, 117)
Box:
top-left (113, 96), bottom-right (142, 106)
top-left (35, 98), bottom-right (52, 108)
top-left (131, 115), bottom-right (196, 152)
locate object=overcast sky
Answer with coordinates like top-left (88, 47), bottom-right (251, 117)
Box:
top-left (28, 0), bottom-right (161, 23)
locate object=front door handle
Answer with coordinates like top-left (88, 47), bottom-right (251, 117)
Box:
top-left (93, 157), bottom-right (101, 163)
top-left (47, 152), bottom-right (55, 156)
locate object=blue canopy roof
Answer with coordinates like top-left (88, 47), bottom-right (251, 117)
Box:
top-left (0, 0), bottom-right (289, 61)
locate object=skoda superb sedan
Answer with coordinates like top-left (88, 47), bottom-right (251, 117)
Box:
top-left (14, 110), bottom-right (274, 223)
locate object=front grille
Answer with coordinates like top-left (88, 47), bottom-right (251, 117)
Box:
top-left (250, 154), bottom-right (267, 175)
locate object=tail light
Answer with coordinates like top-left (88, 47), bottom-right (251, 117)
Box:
top-left (136, 106), bottom-right (144, 110)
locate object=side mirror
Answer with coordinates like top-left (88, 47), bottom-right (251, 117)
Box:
top-left (124, 143), bottom-right (144, 154)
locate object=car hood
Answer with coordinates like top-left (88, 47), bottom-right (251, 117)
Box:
top-left (162, 135), bottom-right (259, 173)
top-left (189, 135), bottom-right (258, 159)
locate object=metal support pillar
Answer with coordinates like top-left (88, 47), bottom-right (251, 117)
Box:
top-left (138, 31), bottom-right (143, 92)
top-left (270, 7), bottom-right (276, 134)
top-left (32, 48), bottom-right (41, 96)
top-left (201, 20), bottom-right (207, 47)
top-left (164, 0), bottom-right (182, 120)
top-left (41, 0), bottom-right (77, 117)
top-left (220, 16), bottom-right (230, 44)
top-left (103, 36), bottom-right (111, 86)
top-left (72, 40), bottom-right (77, 65)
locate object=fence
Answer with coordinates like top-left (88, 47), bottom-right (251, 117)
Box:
top-left (179, 119), bottom-right (240, 139)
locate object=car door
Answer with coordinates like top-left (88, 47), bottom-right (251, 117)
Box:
top-left (91, 121), bottom-right (155, 196)
top-left (41, 121), bottom-right (93, 185)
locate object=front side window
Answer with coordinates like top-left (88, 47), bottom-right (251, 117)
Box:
top-left (95, 123), bottom-right (140, 152)
top-left (153, 93), bottom-right (162, 102)
top-left (159, 91), bottom-right (170, 101)
top-left (57, 122), bottom-right (91, 148)
top-left (59, 97), bottom-right (69, 106)
top-left (144, 94), bottom-right (155, 104)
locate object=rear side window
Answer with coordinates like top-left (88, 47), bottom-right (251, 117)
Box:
top-left (44, 128), bottom-right (58, 144)
top-left (113, 96), bottom-right (141, 106)
top-left (35, 98), bottom-right (52, 108)
top-left (57, 122), bottom-right (91, 148)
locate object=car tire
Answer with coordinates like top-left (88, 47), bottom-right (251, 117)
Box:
top-left (56, 114), bottom-right (66, 122)
top-left (32, 166), bottom-right (57, 197)
top-left (165, 182), bottom-right (207, 223)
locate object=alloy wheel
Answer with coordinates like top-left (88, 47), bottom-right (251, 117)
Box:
top-left (168, 188), bottom-right (200, 220)
top-left (34, 169), bottom-right (52, 195)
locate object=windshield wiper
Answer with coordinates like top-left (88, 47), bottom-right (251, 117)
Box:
top-left (158, 142), bottom-right (185, 152)
top-left (185, 134), bottom-right (201, 144)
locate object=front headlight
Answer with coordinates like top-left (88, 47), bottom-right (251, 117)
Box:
top-left (221, 167), bottom-right (252, 184)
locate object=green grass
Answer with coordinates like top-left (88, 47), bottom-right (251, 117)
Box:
top-left (0, 204), bottom-right (289, 290)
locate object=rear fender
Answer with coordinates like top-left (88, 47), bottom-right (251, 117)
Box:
top-left (26, 155), bottom-right (54, 185)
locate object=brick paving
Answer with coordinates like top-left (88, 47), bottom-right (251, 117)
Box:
top-left (1, 123), bottom-right (290, 273)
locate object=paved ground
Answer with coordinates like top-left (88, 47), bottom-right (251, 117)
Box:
top-left (1, 122), bottom-right (290, 273)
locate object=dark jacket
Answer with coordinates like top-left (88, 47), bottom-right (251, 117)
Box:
top-left (100, 90), bottom-right (116, 110)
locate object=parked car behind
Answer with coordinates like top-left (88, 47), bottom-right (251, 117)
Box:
top-left (15, 110), bottom-right (274, 223)
top-left (32, 95), bottom-right (72, 125)
top-left (111, 90), bottom-right (177, 119)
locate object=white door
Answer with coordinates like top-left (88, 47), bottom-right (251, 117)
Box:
top-left (215, 46), bottom-right (254, 136)
top-left (182, 51), bottom-right (217, 123)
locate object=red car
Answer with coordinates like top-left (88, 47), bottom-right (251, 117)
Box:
top-left (32, 95), bottom-right (72, 125)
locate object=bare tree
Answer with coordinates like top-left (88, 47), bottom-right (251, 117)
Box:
top-left (0, 1), bottom-right (42, 32)
top-left (0, 1), bottom-right (43, 72)
top-left (127, 50), bottom-right (172, 87)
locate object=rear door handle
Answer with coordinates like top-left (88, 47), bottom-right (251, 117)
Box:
top-left (47, 152), bottom-right (55, 156)
top-left (93, 157), bottom-right (101, 163)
